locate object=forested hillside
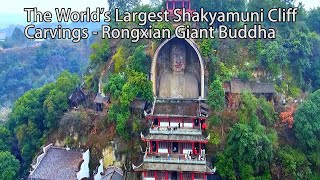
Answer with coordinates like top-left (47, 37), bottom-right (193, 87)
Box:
top-left (0, 0), bottom-right (320, 180)
top-left (0, 39), bottom-right (90, 121)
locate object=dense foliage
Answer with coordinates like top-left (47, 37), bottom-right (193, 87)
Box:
top-left (0, 40), bottom-right (89, 110)
top-left (3, 71), bottom-right (79, 176)
top-left (294, 90), bottom-right (320, 151)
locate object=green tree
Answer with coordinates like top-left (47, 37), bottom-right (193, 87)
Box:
top-left (207, 79), bottom-right (225, 111)
top-left (216, 123), bottom-right (273, 179)
top-left (128, 45), bottom-right (149, 74)
top-left (15, 121), bottom-right (42, 170)
top-left (0, 151), bottom-right (20, 180)
top-left (113, 46), bottom-right (126, 73)
top-left (257, 97), bottom-right (277, 127)
top-left (0, 126), bottom-right (12, 152)
top-left (306, 7), bottom-right (320, 33)
top-left (43, 90), bottom-right (68, 129)
top-left (276, 146), bottom-right (312, 180)
top-left (238, 91), bottom-right (258, 124)
top-left (90, 39), bottom-right (110, 66)
top-left (104, 73), bottom-right (126, 99)
top-left (294, 89), bottom-right (320, 151)
top-left (257, 40), bottom-right (288, 78)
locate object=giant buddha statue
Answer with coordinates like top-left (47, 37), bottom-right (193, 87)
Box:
top-left (159, 43), bottom-right (199, 98)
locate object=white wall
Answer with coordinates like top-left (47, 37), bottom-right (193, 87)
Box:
top-left (184, 123), bottom-right (193, 128)
top-left (160, 122), bottom-right (169, 127)
top-left (145, 178), bottom-right (155, 180)
top-left (170, 122), bottom-right (179, 127)
top-left (158, 148), bottom-right (168, 153)
top-left (183, 149), bottom-right (192, 154)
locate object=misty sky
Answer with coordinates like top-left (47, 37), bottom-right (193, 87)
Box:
top-left (0, 0), bottom-right (319, 26)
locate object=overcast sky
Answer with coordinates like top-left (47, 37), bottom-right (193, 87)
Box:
top-left (0, 0), bottom-right (319, 26)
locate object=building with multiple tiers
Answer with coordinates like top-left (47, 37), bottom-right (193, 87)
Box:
top-left (133, 1), bottom-right (215, 179)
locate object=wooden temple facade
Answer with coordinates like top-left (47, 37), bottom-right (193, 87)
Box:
top-left (224, 79), bottom-right (276, 109)
top-left (132, 1), bottom-right (215, 179)
top-left (133, 99), bottom-right (213, 180)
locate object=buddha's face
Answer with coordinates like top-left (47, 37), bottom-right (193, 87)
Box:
top-left (171, 45), bottom-right (186, 72)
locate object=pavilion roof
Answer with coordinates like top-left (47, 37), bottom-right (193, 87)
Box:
top-left (224, 79), bottom-right (275, 94)
top-left (28, 145), bottom-right (85, 180)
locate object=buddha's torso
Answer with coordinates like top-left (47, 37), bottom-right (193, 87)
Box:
top-left (159, 71), bottom-right (198, 98)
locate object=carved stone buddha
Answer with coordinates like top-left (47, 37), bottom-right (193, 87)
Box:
top-left (159, 43), bottom-right (199, 98)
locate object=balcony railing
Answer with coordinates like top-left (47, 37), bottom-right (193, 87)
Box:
top-left (143, 153), bottom-right (206, 165)
top-left (149, 127), bottom-right (202, 135)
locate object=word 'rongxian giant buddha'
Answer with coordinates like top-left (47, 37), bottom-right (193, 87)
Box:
top-left (159, 43), bottom-right (199, 98)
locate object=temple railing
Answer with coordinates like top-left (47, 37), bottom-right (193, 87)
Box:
top-left (149, 127), bottom-right (202, 135)
top-left (143, 154), bottom-right (206, 165)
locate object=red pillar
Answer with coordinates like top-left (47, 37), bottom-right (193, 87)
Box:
top-left (166, 171), bottom-right (168, 180)
top-left (192, 142), bottom-right (195, 153)
top-left (180, 172), bottom-right (183, 180)
top-left (156, 141), bottom-right (159, 153)
top-left (203, 173), bottom-right (206, 180)
top-left (192, 118), bottom-right (195, 128)
top-left (182, 118), bottom-right (184, 128)
top-left (143, 171), bottom-right (146, 178)
top-left (192, 172), bottom-right (195, 180)
top-left (154, 171), bottom-right (157, 180)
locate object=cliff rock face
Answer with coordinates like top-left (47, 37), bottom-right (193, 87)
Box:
top-left (154, 38), bottom-right (203, 97)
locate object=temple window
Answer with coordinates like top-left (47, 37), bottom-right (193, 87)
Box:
top-left (176, 1), bottom-right (183, 9)
top-left (182, 142), bottom-right (192, 150)
top-left (182, 172), bottom-right (192, 179)
top-left (168, 1), bottom-right (173, 9)
top-left (153, 118), bottom-right (158, 126)
top-left (159, 142), bottom-right (169, 149)
top-left (184, 1), bottom-right (190, 9)
top-left (146, 171), bottom-right (154, 178)
top-left (194, 173), bottom-right (202, 180)
top-left (194, 119), bottom-right (199, 126)
top-left (158, 171), bottom-right (166, 179)
top-left (151, 141), bottom-right (157, 152)
top-left (172, 142), bottom-right (179, 153)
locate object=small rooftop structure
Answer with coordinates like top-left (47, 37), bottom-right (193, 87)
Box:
top-left (28, 144), bottom-right (90, 180)
top-left (130, 98), bottom-right (146, 110)
top-left (69, 87), bottom-right (87, 108)
top-left (101, 166), bottom-right (123, 180)
top-left (94, 159), bottom-right (123, 180)
top-left (94, 93), bottom-right (110, 111)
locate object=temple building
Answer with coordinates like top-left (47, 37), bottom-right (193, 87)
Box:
top-left (28, 144), bottom-right (90, 180)
top-left (165, 0), bottom-right (194, 16)
top-left (133, 2), bottom-right (214, 178)
top-left (224, 79), bottom-right (276, 109)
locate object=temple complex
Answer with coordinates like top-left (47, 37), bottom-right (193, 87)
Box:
top-left (133, 1), bottom-right (214, 179)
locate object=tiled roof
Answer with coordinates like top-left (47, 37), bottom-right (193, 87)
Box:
top-left (28, 146), bottom-right (83, 180)
top-left (101, 166), bottom-right (123, 180)
top-left (142, 133), bottom-right (208, 142)
top-left (153, 100), bottom-right (199, 117)
top-left (224, 79), bottom-right (275, 94)
top-left (94, 93), bottom-right (104, 103)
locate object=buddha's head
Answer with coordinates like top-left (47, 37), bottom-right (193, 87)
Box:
top-left (171, 44), bottom-right (186, 72)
